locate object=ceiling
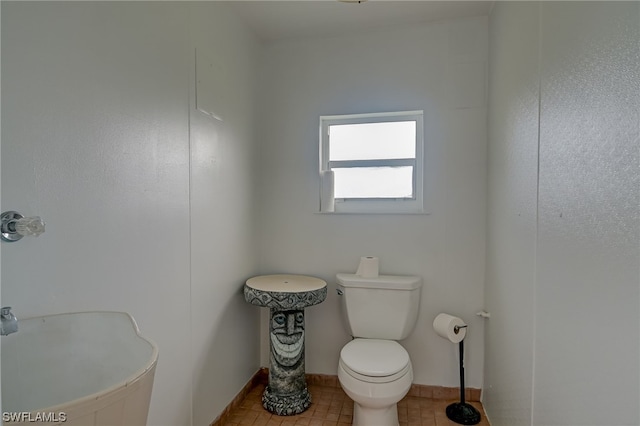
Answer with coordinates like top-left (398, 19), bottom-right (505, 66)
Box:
top-left (226, 1), bottom-right (494, 42)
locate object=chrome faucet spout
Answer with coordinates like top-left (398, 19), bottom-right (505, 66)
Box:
top-left (1, 306), bottom-right (18, 336)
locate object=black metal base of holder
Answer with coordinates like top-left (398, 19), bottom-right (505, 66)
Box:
top-left (446, 339), bottom-right (481, 425)
top-left (446, 402), bottom-right (481, 425)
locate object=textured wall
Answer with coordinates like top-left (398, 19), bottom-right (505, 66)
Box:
top-left (1, 3), bottom-right (260, 425)
top-left (485, 2), bottom-right (640, 425)
top-left (534, 3), bottom-right (639, 424)
top-left (187, 4), bottom-right (261, 424)
top-left (484, 2), bottom-right (539, 424)
top-left (2, 4), bottom-right (192, 423)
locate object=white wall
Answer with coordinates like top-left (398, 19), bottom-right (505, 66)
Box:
top-left (0, 2), bottom-right (3, 416)
top-left (1, 3), bottom-right (260, 425)
top-left (256, 18), bottom-right (488, 389)
top-left (535, 3), bottom-right (639, 424)
top-left (485, 2), bottom-right (640, 425)
top-left (187, 4), bottom-right (261, 425)
top-left (484, 2), bottom-right (539, 423)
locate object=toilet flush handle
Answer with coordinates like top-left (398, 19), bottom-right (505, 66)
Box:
top-left (336, 288), bottom-right (344, 296)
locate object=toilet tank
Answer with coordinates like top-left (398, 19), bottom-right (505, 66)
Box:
top-left (337, 273), bottom-right (422, 340)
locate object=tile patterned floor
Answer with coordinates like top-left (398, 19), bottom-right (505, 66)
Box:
top-left (222, 383), bottom-right (490, 426)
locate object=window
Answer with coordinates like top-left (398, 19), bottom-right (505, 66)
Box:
top-left (319, 110), bottom-right (424, 214)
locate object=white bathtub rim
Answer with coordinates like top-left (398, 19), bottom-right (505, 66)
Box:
top-left (10, 310), bottom-right (159, 415)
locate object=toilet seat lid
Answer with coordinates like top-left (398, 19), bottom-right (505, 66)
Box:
top-left (340, 339), bottom-right (410, 377)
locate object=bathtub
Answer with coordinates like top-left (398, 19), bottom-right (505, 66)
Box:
top-left (2, 311), bottom-right (158, 426)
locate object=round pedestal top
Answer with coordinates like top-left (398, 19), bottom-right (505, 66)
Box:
top-left (244, 274), bottom-right (327, 310)
top-left (246, 274), bottom-right (326, 293)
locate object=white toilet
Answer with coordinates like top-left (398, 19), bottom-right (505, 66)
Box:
top-left (336, 273), bottom-right (422, 426)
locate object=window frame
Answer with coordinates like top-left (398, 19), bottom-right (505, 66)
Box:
top-left (319, 110), bottom-right (425, 214)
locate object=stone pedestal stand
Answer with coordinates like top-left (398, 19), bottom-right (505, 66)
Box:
top-left (244, 275), bottom-right (327, 416)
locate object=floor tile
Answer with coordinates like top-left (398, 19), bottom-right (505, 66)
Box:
top-left (221, 383), bottom-right (490, 425)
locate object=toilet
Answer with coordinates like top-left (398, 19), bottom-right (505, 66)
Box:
top-left (336, 273), bottom-right (422, 426)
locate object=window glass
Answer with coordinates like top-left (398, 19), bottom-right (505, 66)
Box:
top-left (329, 121), bottom-right (416, 161)
top-left (332, 166), bottom-right (414, 199)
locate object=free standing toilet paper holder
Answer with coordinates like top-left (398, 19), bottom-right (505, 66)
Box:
top-left (453, 325), bottom-right (467, 334)
top-left (446, 336), bottom-right (481, 425)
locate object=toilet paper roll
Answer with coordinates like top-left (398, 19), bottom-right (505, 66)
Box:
top-left (433, 313), bottom-right (467, 343)
top-left (356, 256), bottom-right (379, 278)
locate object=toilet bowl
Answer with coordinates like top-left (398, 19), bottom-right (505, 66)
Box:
top-left (338, 339), bottom-right (413, 426)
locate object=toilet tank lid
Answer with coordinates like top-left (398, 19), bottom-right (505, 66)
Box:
top-left (336, 273), bottom-right (422, 290)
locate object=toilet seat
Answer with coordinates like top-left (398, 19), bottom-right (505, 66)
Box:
top-left (340, 339), bottom-right (411, 384)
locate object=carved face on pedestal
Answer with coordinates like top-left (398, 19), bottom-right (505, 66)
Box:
top-left (270, 310), bottom-right (304, 367)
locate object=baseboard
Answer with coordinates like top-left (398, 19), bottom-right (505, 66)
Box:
top-left (210, 369), bottom-right (481, 425)
top-left (209, 368), bottom-right (268, 426)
